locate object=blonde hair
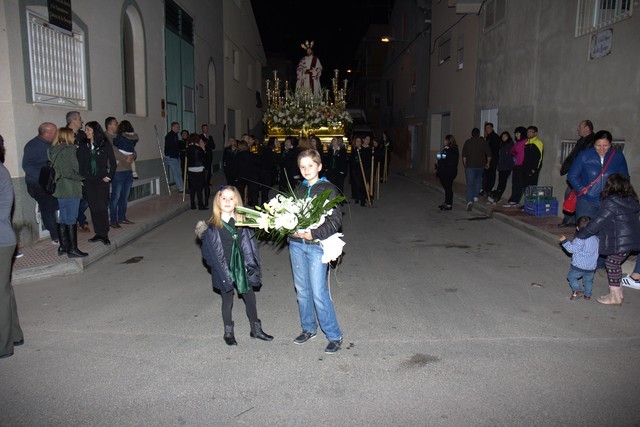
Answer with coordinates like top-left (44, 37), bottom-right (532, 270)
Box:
top-left (208, 186), bottom-right (245, 228)
top-left (53, 127), bottom-right (75, 146)
top-left (297, 137), bottom-right (310, 150)
top-left (297, 148), bottom-right (322, 166)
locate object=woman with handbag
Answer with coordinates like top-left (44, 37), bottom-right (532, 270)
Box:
top-left (49, 127), bottom-right (87, 257)
top-left (567, 130), bottom-right (628, 221)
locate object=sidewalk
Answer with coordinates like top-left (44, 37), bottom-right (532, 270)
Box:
top-left (12, 190), bottom-right (190, 284)
top-left (399, 167), bottom-right (565, 244)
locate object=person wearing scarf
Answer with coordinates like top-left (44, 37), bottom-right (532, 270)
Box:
top-left (195, 186), bottom-right (272, 346)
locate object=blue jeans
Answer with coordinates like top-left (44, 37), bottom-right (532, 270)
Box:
top-left (110, 171), bottom-right (134, 223)
top-left (289, 240), bottom-right (342, 341)
top-left (57, 198), bottom-right (80, 225)
top-left (567, 266), bottom-right (595, 297)
top-left (465, 168), bottom-right (483, 203)
top-left (164, 157), bottom-right (184, 192)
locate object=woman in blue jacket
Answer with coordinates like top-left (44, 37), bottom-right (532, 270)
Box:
top-left (567, 130), bottom-right (629, 220)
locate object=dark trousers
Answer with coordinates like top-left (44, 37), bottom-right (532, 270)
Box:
top-left (508, 165), bottom-right (524, 204)
top-left (26, 183), bottom-right (59, 241)
top-left (438, 171), bottom-right (457, 205)
top-left (220, 288), bottom-right (258, 326)
top-left (1, 244), bottom-right (23, 357)
top-left (237, 178), bottom-right (258, 207)
top-left (85, 179), bottom-right (111, 238)
top-left (188, 171), bottom-right (205, 208)
top-left (492, 170), bottom-right (512, 201)
top-left (327, 171), bottom-right (345, 197)
top-left (482, 158), bottom-right (498, 193)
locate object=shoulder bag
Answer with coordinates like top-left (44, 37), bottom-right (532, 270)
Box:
top-left (563, 151), bottom-right (614, 213)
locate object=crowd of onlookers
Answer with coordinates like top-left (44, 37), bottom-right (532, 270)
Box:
top-left (221, 131), bottom-right (392, 208)
top-left (435, 119), bottom-right (640, 306)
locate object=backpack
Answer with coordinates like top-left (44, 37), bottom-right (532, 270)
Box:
top-left (39, 150), bottom-right (61, 195)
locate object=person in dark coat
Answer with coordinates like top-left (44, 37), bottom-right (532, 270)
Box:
top-left (435, 134), bottom-right (459, 210)
top-left (488, 131), bottom-right (514, 204)
top-left (22, 122), bottom-right (60, 242)
top-left (222, 138), bottom-right (237, 185)
top-left (234, 140), bottom-right (259, 207)
top-left (195, 186), bottom-right (272, 346)
top-left (77, 121), bottom-right (116, 246)
top-left (324, 137), bottom-right (348, 198)
top-left (558, 120), bottom-right (595, 227)
top-left (576, 174), bottom-right (640, 306)
top-left (258, 138), bottom-right (277, 204)
top-left (349, 136), bottom-right (367, 206)
top-left (481, 122), bottom-right (501, 197)
top-left (186, 134), bottom-right (208, 210)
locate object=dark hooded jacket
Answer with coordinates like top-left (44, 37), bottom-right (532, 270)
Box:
top-left (198, 221), bottom-right (261, 292)
top-left (576, 195), bottom-right (640, 255)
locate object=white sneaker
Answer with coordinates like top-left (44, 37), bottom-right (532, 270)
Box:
top-left (473, 197), bottom-right (478, 202)
top-left (132, 171), bottom-right (139, 179)
top-left (466, 202), bottom-right (473, 211)
top-left (502, 202), bottom-right (517, 207)
top-left (621, 275), bottom-right (640, 289)
top-left (488, 196), bottom-right (496, 203)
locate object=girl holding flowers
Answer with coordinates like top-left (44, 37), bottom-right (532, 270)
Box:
top-left (195, 186), bottom-right (273, 346)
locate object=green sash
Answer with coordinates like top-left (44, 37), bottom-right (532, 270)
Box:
top-left (89, 146), bottom-right (97, 176)
top-left (222, 221), bottom-right (250, 294)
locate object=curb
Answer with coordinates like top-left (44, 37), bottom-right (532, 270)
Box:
top-left (12, 202), bottom-right (190, 284)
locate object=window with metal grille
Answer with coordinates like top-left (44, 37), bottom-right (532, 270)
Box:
top-left (576, 0), bottom-right (633, 37)
top-left (165, 0), bottom-right (193, 44)
top-left (26, 10), bottom-right (86, 107)
top-left (560, 139), bottom-right (625, 163)
top-left (483, 0), bottom-right (506, 32)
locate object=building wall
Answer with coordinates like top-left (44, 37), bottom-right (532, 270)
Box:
top-left (380, 0), bottom-right (431, 172)
top-left (222, 0), bottom-right (266, 140)
top-left (476, 0), bottom-right (639, 197)
top-left (428, 0), bottom-right (479, 177)
top-left (0, 0), bottom-right (253, 244)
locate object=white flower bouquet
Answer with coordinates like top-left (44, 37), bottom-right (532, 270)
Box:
top-left (236, 189), bottom-right (344, 244)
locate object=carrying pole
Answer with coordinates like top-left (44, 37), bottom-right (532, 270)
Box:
top-left (383, 146), bottom-right (388, 182)
top-left (357, 149), bottom-right (372, 207)
top-left (369, 147), bottom-right (375, 198)
top-left (154, 125), bottom-right (171, 197)
top-left (376, 164), bottom-right (380, 200)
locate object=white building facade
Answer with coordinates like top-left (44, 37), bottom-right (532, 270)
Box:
top-left (0, 0), bottom-right (264, 244)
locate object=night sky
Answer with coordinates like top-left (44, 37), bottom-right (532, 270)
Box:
top-left (251, 0), bottom-right (393, 83)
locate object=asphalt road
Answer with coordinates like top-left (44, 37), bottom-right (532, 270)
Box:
top-left (2, 173), bottom-right (640, 426)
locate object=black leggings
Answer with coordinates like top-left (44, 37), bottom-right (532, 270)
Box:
top-left (220, 288), bottom-right (258, 326)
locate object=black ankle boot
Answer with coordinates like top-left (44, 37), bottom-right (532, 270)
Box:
top-left (250, 319), bottom-right (273, 341)
top-left (223, 323), bottom-right (237, 346)
top-left (57, 223), bottom-right (68, 256)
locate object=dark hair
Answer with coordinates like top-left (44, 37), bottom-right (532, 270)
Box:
top-left (0, 134), bottom-right (5, 163)
top-left (85, 121), bottom-right (107, 147)
top-left (485, 122), bottom-right (494, 129)
top-left (582, 120), bottom-right (594, 132)
top-left (576, 216), bottom-right (591, 231)
top-left (187, 133), bottom-right (201, 145)
top-left (593, 130), bottom-right (612, 144)
top-left (527, 125), bottom-right (538, 133)
top-left (471, 128), bottom-right (480, 137)
top-left (117, 120), bottom-right (134, 134)
top-left (601, 173), bottom-right (638, 201)
top-left (500, 131), bottom-right (513, 144)
top-left (104, 116), bottom-right (117, 129)
top-left (514, 126), bottom-right (527, 140)
top-left (445, 134), bottom-right (457, 148)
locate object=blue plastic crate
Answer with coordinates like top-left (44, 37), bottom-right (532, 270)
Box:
top-left (524, 198), bottom-right (558, 217)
